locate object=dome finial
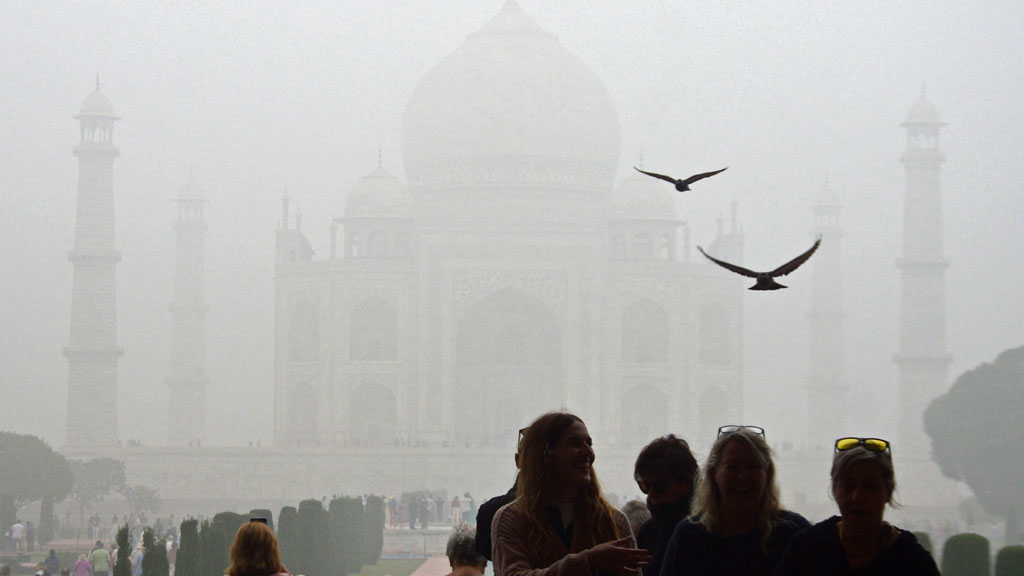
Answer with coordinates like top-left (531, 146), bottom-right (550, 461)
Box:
top-left (377, 144), bottom-right (383, 168)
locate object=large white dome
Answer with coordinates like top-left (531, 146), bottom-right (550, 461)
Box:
top-left (401, 1), bottom-right (620, 189)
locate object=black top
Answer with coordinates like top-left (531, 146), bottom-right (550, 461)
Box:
top-left (773, 516), bottom-right (940, 576)
top-left (636, 512), bottom-right (686, 576)
top-left (659, 510), bottom-right (810, 576)
top-left (475, 484), bottom-right (517, 560)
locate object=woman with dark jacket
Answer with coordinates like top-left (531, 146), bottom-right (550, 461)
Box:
top-left (659, 427), bottom-right (809, 576)
top-left (774, 438), bottom-right (938, 575)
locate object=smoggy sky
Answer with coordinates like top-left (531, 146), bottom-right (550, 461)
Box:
top-left (1, 1), bottom-right (1022, 448)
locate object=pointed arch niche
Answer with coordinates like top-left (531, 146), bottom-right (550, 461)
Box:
top-left (453, 287), bottom-right (563, 447)
top-left (622, 298), bottom-right (669, 363)
top-left (621, 385), bottom-right (668, 447)
top-left (349, 297), bottom-right (398, 361)
top-left (348, 384), bottom-right (398, 446)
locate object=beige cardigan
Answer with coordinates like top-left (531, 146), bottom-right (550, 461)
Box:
top-left (491, 498), bottom-right (635, 576)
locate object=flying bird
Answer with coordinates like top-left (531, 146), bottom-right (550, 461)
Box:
top-left (697, 237), bottom-right (822, 290)
top-left (633, 166), bottom-right (727, 192)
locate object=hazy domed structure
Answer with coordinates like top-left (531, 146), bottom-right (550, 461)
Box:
top-left (344, 165), bottom-right (411, 220)
top-left (402, 0), bottom-right (620, 190)
top-left (272, 1), bottom-right (744, 466)
top-left (611, 171), bottom-right (679, 222)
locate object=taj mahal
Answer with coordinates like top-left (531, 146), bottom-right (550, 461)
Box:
top-left (61, 2), bottom-right (963, 520)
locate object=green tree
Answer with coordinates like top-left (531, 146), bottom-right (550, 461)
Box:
top-left (914, 531), bottom-right (934, 555)
top-left (277, 507), bottom-right (299, 573)
top-left (211, 512), bottom-right (246, 546)
top-left (114, 525), bottom-right (132, 576)
top-left (247, 509), bottom-right (274, 532)
top-left (142, 528), bottom-right (170, 576)
top-left (942, 533), bottom-right (990, 576)
top-left (175, 519), bottom-right (201, 576)
top-left (996, 546), bottom-right (1024, 576)
top-left (38, 496), bottom-right (56, 544)
top-left (199, 520), bottom-right (228, 576)
top-left (120, 485), bottom-right (162, 515)
top-left (0, 432), bottom-right (74, 549)
top-left (925, 345), bottom-right (1024, 543)
top-left (362, 495), bottom-right (385, 565)
top-left (70, 458), bottom-right (127, 535)
top-left (298, 500), bottom-right (330, 576)
top-left (329, 496), bottom-right (364, 576)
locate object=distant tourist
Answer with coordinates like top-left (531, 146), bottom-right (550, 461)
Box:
top-left (72, 554), bottom-right (91, 576)
top-left (26, 521), bottom-right (35, 552)
top-left (91, 540), bottom-right (112, 576)
top-left (474, 426), bottom-right (526, 561)
top-left (130, 545), bottom-right (143, 576)
top-left (451, 494), bottom-right (462, 524)
top-left (45, 550), bottom-right (61, 575)
top-left (621, 500), bottom-right (651, 537)
top-left (226, 520), bottom-right (289, 576)
top-left (10, 520), bottom-right (24, 551)
top-left (659, 426), bottom-right (809, 576)
top-left (491, 411), bottom-right (650, 576)
top-left (775, 437), bottom-right (940, 575)
top-left (445, 524), bottom-right (486, 576)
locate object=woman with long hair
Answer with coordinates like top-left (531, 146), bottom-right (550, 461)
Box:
top-left (492, 411), bottom-right (651, 576)
top-left (227, 521), bottom-right (288, 576)
top-left (659, 426), bottom-right (809, 576)
top-left (774, 438), bottom-right (939, 575)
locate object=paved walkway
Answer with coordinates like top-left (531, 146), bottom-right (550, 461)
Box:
top-left (407, 557), bottom-right (450, 576)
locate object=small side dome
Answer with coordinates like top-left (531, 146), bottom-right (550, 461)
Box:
top-left (611, 172), bottom-right (679, 221)
top-left (344, 165), bottom-right (411, 219)
top-left (904, 92), bottom-right (943, 125)
top-left (77, 88), bottom-right (118, 119)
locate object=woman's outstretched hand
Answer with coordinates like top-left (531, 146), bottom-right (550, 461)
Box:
top-left (586, 537), bottom-right (651, 574)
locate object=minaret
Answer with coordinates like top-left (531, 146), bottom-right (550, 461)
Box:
top-left (806, 185), bottom-right (847, 443)
top-left (166, 176), bottom-right (209, 446)
top-left (64, 81), bottom-right (122, 448)
top-left (895, 89), bottom-right (952, 454)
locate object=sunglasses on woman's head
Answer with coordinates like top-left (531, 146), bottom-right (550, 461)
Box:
top-left (834, 437), bottom-right (891, 456)
top-left (717, 425), bottom-right (765, 439)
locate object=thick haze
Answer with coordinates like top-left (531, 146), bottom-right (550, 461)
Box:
top-left (1, 1), bottom-right (1021, 448)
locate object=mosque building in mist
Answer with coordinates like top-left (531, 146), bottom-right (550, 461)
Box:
top-left (62, 2), bottom-right (962, 515)
top-left (272, 1), bottom-right (743, 453)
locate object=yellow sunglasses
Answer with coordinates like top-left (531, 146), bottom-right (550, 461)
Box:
top-left (835, 437), bottom-right (891, 455)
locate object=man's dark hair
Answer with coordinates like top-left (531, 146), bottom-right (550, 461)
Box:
top-left (633, 434), bottom-right (698, 484)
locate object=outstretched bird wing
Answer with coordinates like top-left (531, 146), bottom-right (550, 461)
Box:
top-left (770, 237), bottom-right (822, 277)
top-left (634, 166), bottom-right (679, 185)
top-left (681, 167), bottom-right (728, 186)
top-left (697, 245), bottom-right (758, 278)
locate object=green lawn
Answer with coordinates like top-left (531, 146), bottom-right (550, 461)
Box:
top-left (353, 557), bottom-right (429, 576)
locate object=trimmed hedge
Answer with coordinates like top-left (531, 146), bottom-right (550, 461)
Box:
top-left (942, 533), bottom-right (991, 576)
top-left (997, 546), bottom-right (1024, 576)
top-left (175, 519), bottom-right (201, 576)
top-left (113, 525), bottom-right (131, 576)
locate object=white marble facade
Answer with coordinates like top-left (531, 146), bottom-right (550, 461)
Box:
top-left (271, 1), bottom-right (744, 460)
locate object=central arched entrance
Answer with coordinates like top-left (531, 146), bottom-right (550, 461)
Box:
top-left (454, 287), bottom-right (563, 447)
